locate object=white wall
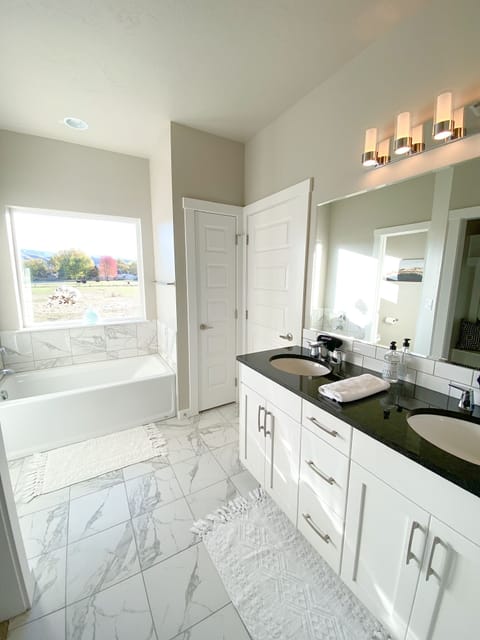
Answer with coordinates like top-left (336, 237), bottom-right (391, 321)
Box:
top-left (0, 130), bottom-right (154, 330)
top-left (245, 0), bottom-right (480, 207)
top-left (170, 123), bottom-right (244, 411)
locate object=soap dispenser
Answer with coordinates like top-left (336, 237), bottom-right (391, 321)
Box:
top-left (399, 338), bottom-right (411, 380)
top-left (383, 341), bottom-right (400, 382)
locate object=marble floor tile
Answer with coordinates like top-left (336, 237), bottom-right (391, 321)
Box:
top-left (211, 442), bottom-right (243, 476)
top-left (123, 456), bottom-right (169, 482)
top-left (196, 409), bottom-right (225, 429)
top-left (19, 502), bottom-right (68, 558)
top-left (159, 426), bottom-right (207, 464)
top-left (186, 479), bottom-right (239, 520)
top-left (125, 467), bottom-right (183, 517)
top-left (9, 547), bottom-right (66, 630)
top-left (69, 470), bottom-right (124, 500)
top-left (143, 543), bottom-right (229, 640)
top-left (7, 608), bottom-right (65, 640)
top-left (230, 470), bottom-right (260, 498)
top-left (66, 573), bottom-right (156, 640)
top-left (66, 521), bottom-right (140, 604)
top-left (217, 403), bottom-right (239, 423)
top-left (15, 487), bottom-right (70, 518)
top-left (132, 497), bottom-right (196, 570)
top-left (68, 484), bottom-right (130, 543)
top-left (173, 452), bottom-right (227, 496)
top-left (172, 603), bottom-right (251, 640)
top-left (199, 423), bottom-right (238, 449)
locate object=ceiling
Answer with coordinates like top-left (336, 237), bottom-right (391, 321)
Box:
top-left (0, 0), bottom-right (430, 157)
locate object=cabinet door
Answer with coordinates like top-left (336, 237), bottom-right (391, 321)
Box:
top-left (406, 517), bottom-right (480, 640)
top-left (341, 462), bottom-right (429, 640)
top-left (264, 403), bottom-right (301, 525)
top-left (239, 383), bottom-right (266, 485)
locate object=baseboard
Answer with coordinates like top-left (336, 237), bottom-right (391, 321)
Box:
top-left (177, 407), bottom-right (198, 419)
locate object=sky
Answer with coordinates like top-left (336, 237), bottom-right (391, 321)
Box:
top-left (13, 211), bottom-right (139, 259)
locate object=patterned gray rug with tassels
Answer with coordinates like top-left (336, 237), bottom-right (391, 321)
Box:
top-left (193, 489), bottom-right (389, 640)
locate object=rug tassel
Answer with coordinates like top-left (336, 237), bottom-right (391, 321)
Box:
top-left (192, 486), bottom-right (267, 538)
top-left (144, 423), bottom-right (169, 457)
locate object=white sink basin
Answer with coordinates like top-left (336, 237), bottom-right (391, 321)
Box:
top-left (407, 409), bottom-right (480, 465)
top-left (269, 355), bottom-right (331, 377)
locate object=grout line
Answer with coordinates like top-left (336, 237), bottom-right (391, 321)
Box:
top-left (166, 601), bottom-right (233, 640)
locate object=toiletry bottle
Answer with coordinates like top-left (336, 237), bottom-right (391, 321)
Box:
top-left (399, 338), bottom-right (411, 380)
top-left (383, 341), bottom-right (400, 382)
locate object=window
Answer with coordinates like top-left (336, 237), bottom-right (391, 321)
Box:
top-left (9, 207), bottom-right (145, 327)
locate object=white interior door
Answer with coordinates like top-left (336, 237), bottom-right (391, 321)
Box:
top-left (244, 179), bottom-right (311, 352)
top-left (196, 212), bottom-right (237, 411)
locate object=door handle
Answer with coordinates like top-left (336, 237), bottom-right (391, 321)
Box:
top-left (257, 405), bottom-right (265, 433)
top-left (199, 323), bottom-right (213, 330)
top-left (406, 521), bottom-right (422, 565)
top-left (425, 536), bottom-right (448, 582)
top-left (279, 332), bottom-right (293, 341)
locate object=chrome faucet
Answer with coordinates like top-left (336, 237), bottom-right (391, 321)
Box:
top-left (448, 383), bottom-right (474, 411)
top-left (0, 368), bottom-right (14, 385)
top-left (308, 341), bottom-right (323, 358)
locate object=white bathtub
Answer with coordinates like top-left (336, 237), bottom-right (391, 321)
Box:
top-left (0, 355), bottom-right (176, 459)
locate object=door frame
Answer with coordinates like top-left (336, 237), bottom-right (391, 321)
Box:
top-left (242, 178), bottom-right (313, 353)
top-left (184, 198), bottom-right (244, 415)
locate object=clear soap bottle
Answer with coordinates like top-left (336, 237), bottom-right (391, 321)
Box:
top-left (399, 338), bottom-right (411, 380)
top-left (383, 341), bottom-right (400, 382)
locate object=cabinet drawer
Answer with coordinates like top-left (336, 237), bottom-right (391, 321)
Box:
top-left (298, 482), bottom-right (344, 573)
top-left (239, 364), bottom-right (301, 422)
top-left (300, 428), bottom-right (349, 518)
top-left (302, 400), bottom-right (352, 456)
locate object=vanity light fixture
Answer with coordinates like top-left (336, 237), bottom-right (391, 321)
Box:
top-left (362, 128), bottom-right (378, 166)
top-left (394, 112), bottom-right (412, 155)
top-left (433, 91), bottom-right (454, 140)
top-left (412, 125), bottom-right (425, 153)
top-left (377, 138), bottom-right (391, 165)
top-left (452, 107), bottom-right (466, 139)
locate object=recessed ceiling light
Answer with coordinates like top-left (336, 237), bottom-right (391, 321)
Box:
top-left (63, 116), bottom-right (88, 131)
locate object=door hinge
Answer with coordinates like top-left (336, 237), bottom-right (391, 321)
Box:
top-left (234, 309), bottom-right (238, 320)
top-left (246, 234), bottom-right (249, 245)
top-left (235, 234), bottom-right (239, 245)
top-left (235, 377), bottom-right (238, 387)
top-left (245, 310), bottom-right (249, 320)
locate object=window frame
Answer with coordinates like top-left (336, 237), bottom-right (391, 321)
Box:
top-left (8, 206), bottom-right (146, 329)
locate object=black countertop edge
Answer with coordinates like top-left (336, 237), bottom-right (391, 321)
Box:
top-left (237, 346), bottom-right (480, 500)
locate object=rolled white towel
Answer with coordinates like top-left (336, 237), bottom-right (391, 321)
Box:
top-left (319, 373), bottom-right (390, 403)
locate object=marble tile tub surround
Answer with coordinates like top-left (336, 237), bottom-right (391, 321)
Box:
top-left (7, 403), bottom-right (255, 640)
top-left (303, 328), bottom-right (480, 402)
top-left (0, 320), bottom-right (161, 372)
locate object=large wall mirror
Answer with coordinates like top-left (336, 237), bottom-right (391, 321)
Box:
top-left (306, 154), bottom-right (480, 365)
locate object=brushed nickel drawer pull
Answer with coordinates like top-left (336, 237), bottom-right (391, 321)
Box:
top-left (426, 536), bottom-right (447, 582)
top-left (307, 416), bottom-right (338, 437)
top-left (257, 405), bottom-right (265, 433)
top-left (302, 513), bottom-right (330, 543)
top-left (406, 521), bottom-right (421, 566)
top-left (305, 459), bottom-right (335, 485)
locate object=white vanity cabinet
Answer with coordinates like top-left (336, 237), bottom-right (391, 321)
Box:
top-left (239, 365), bottom-right (301, 525)
top-left (344, 429), bottom-right (480, 640)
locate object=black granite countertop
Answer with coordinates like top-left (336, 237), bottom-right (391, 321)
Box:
top-left (237, 346), bottom-right (480, 499)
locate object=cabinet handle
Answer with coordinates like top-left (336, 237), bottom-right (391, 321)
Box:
top-left (406, 521), bottom-right (422, 565)
top-left (305, 459), bottom-right (335, 485)
top-left (244, 394), bottom-right (248, 459)
top-left (257, 405), bottom-right (265, 433)
top-left (352, 483), bottom-right (367, 582)
top-left (265, 412), bottom-right (274, 488)
top-left (425, 536), bottom-right (447, 582)
top-left (307, 416), bottom-right (338, 438)
top-left (302, 513), bottom-right (330, 544)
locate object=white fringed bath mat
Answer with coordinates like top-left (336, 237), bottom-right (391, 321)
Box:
top-left (193, 489), bottom-right (389, 640)
top-left (22, 424), bottom-right (167, 501)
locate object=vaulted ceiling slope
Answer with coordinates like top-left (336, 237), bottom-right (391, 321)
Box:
top-left (0, 0), bottom-right (430, 156)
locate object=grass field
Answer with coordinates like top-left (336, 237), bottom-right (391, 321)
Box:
top-left (27, 280), bottom-right (141, 323)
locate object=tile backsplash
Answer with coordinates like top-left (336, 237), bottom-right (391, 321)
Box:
top-left (0, 321), bottom-right (168, 372)
top-left (303, 328), bottom-right (480, 401)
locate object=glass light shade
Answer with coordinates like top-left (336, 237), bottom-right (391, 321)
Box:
top-left (377, 138), bottom-right (391, 165)
top-left (433, 92), bottom-right (453, 140)
top-left (362, 128), bottom-right (378, 166)
top-left (394, 112), bottom-right (412, 155)
top-left (453, 107), bottom-right (465, 139)
top-left (412, 124), bottom-right (425, 153)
